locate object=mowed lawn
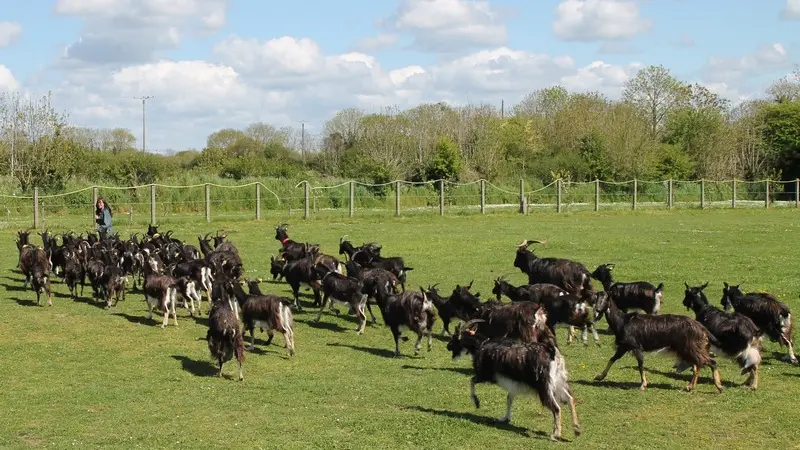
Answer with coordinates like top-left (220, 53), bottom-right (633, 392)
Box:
top-left (2, 208), bottom-right (800, 449)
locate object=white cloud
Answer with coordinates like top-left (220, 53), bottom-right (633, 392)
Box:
top-left (0, 66), bottom-right (19, 92)
top-left (382, 0), bottom-right (508, 52)
top-left (54, 0), bottom-right (228, 65)
top-left (704, 43), bottom-right (791, 83)
top-left (553, 0), bottom-right (652, 41)
top-left (780, 0), bottom-right (800, 20)
top-left (0, 22), bottom-right (23, 48)
top-left (353, 34), bottom-right (400, 52)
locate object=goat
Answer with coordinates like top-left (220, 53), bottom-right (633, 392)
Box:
top-left (313, 266), bottom-right (368, 334)
top-left (492, 277), bottom-right (567, 304)
top-left (344, 260), bottom-right (399, 324)
top-left (379, 289), bottom-right (435, 356)
top-left (721, 282), bottom-right (796, 364)
top-left (206, 280), bottom-right (246, 380)
top-left (683, 283), bottom-right (762, 389)
top-left (591, 263), bottom-right (664, 314)
top-left (469, 300), bottom-right (546, 343)
top-left (20, 245), bottom-right (53, 306)
top-left (102, 265), bottom-right (128, 308)
top-left (446, 315), bottom-right (581, 441)
top-left (281, 254), bottom-right (322, 310)
top-left (226, 279), bottom-right (296, 356)
top-left (425, 282), bottom-right (481, 336)
top-left (593, 292), bottom-right (723, 392)
top-left (63, 252), bottom-right (86, 300)
top-left (274, 223), bottom-right (307, 261)
top-left (141, 259), bottom-right (179, 328)
top-left (269, 254), bottom-right (286, 281)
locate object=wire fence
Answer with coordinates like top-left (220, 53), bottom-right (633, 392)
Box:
top-left (2, 178), bottom-right (798, 231)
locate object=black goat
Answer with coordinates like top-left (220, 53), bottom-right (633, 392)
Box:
top-left (591, 263), bottom-right (664, 314)
top-left (512, 240), bottom-right (594, 301)
top-left (425, 282), bottom-right (482, 336)
top-left (593, 292), bottom-right (723, 392)
top-left (269, 254), bottom-right (286, 281)
top-left (446, 317), bottom-right (581, 441)
top-left (379, 289), bottom-right (436, 356)
top-left (492, 277), bottom-right (567, 304)
top-left (274, 224), bottom-right (307, 261)
top-left (471, 300), bottom-right (546, 343)
top-left (344, 260), bottom-right (399, 324)
top-left (207, 281), bottom-right (245, 381)
top-left (281, 254), bottom-right (322, 310)
top-left (20, 245), bottom-right (53, 306)
top-left (721, 282), bottom-right (796, 364)
top-left (683, 283), bottom-right (762, 389)
top-left (313, 267), bottom-right (368, 334)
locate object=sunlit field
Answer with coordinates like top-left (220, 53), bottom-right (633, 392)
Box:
top-left (2, 208), bottom-right (799, 449)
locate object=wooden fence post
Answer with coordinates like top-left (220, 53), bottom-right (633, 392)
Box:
top-left (255, 184), bottom-right (261, 221)
top-left (480, 179), bottom-right (486, 214)
top-left (668, 179), bottom-right (673, 210)
top-left (519, 179), bottom-right (525, 214)
top-left (205, 183), bottom-right (211, 223)
top-left (92, 186), bottom-right (98, 226)
top-left (33, 187), bottom-right (39, 229)
top-left (439, 180), bottom-right (445, 216)
top-left (349, 181), bottom-right (355, 218)
top-left (149, 184), bottom-right (156, 225)
top-left (632, 179), bottom-right (638, 211)
top-left (732, 179), bottom-right (737, 209)
top-left (594, 178), bottom-right (600, 212)
top-left (700, 179), bottom-right (705, 209)
top-left (303, 182), bottom-right (310, 219)
top-left (765, 180), bottom-right (770, 208)
top-left (556, 179), bottom-right (562, 213)
top-left (796, 179), bottom-right (799, 208)
top-left (395, 181), bottom-right (400, 216)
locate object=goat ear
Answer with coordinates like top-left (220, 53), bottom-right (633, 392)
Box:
top-left (684, 282), bottom-right (690, 289)
top-left (701, 281), bottom-right (709, 290)
top-left (723, 281), bottom-right (729, 288)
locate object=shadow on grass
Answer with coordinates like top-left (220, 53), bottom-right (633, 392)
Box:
top-left (647, 368), bottom-right (741, 389)
top-left (112, 312), bottom-right (155, 326)
top-left (573, 379), bottom-right (676, 391)
top-left (10, 296), bottom-right (39, 307)
top-left (327, 342), bottom-right (399, 359)
top-left (171, 355), bottom-right (218, 377)
top-left (0, 282), bottom-right (28, 293)
top-left (297, 319), bottom-right (348, 333)
top-left (399, 405), bottom-right (550, 439)
top-left (72, 294), bottom-right (108, 309)
top-left (400, 364), bottom-right (473, 376)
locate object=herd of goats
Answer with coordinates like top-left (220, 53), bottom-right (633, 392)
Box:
top-left (12, 223), bottom-right (798, 441)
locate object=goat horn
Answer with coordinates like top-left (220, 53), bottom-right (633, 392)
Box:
top-left (463, 319), bottom-right (486, 330)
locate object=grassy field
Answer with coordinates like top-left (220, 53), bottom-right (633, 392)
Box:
top-left (2, 209), bottom-right (800, 449)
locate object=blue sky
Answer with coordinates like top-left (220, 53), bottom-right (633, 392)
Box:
top-left (0, 0), bottom-right (798, 151)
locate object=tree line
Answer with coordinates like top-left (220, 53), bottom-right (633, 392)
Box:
top-left (0, 64), bottom-right (798, 194)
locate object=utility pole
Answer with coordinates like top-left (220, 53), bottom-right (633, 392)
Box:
top-left (300, 121), bottom-right (305, 163)
top-left (501, 99), bottom-right (504, 119)
top-left (134, 95), bottom-right (153, 152)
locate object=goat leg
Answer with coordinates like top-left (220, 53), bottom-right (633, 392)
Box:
top-left (393, 330), bottom-right (401, 356)
top-left (499, 393), bottom-right (513, 424)
top-left (427, 330), bottom-right (433, 352)
top-left (632, 348), bottom-right (647, 391)
top-left (550, 404), bottom-right (563, 442)
top-left (470, 376), bottom-right (481, 409)
top-left (595, 347), bottom-right (627, 381)
top-left (413, 334), bottom-right (423, 356)
top-left (687, 365), bottom-right (699, 392)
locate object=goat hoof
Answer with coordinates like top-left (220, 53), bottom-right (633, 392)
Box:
top-left (574, 426), bottom-right (582, 437)
top-left (594, 375), bottom-right (605, 382)
top-left (640, 385), bottom-right (647, 391)
top-left (496, 417), bottom-right (510, 424)
top-left (550, 434), bottom-right (561, 442)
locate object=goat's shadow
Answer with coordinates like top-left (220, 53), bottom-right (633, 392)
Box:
top-left (401, 364), bottom-right (473, 376)
top-left (0, 282), bottom-right (28, 293)
top-left (647, 368), bottom-right (741, 389)
top-left (71, 295), bottom-right (108, 309)
top-left (326, 342), bottom-right (400, 359)
top-left (573, 379), bottom-right (675, 391)
top-left (782, 372), bottom-right (800, 378)
top-left (297, 319), bottom-right (348, 333)
top-left (399, 405), bottom-right (552, 439)
top-left (171, 355), bottom-right (218, 377)
top-left (10, 296), bottom-right (39, 307)
top-left (112, 312), bottom-right (156, 326)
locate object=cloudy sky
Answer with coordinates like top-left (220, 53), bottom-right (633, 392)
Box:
top-left (1, 0), bottom-right (798, 151)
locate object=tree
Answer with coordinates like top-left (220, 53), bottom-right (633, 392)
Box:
top-left (206, 128), bottom-right (246, 150)
top-left (107, 128), bottom-right (137, 152)
top-left (426, 137), bottom-right (463, 181)
top-left (762, 100), bottom-right (800, 181)
top-left (622, 65), bottom-right (689, 137)
top-left (766, 66), bottom-right (800, 103)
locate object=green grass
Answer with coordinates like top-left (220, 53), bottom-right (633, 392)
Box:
top-left (2, 209), bottom-right (800, 449)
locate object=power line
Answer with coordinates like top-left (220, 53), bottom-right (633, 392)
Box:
top-left (134, 95), bottom-right (153, 152)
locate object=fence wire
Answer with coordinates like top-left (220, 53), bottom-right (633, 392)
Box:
top-left (3, 178), bottom-right (798, 229)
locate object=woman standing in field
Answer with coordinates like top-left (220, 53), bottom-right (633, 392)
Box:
top-left (95, 197), bottom-right (113, 235)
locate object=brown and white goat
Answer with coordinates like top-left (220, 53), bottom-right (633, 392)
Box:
top-left (593, 292), bottom-right (723, 392)
top-left (20, 245), bottom-right (53, 306)
top-left (446, 313), bottom-right (581, 441)
top-left (227, 279), bottom-right (296, 356)
top-left (721, 282), bottom-right (796, 364)
top-left (142, 258), bottom-right (179, 328)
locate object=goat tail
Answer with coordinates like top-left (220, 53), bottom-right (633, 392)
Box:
top-left (738, 336), bottom-right (762, 374)
top-left (280, 301), bottom-right (294, 331)
top-left (233, 329), bottom-right (246, 364)
top-left (780, 312), bottom-right (793, 342)
top-left (547, 349), bottom-right (573, 406)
